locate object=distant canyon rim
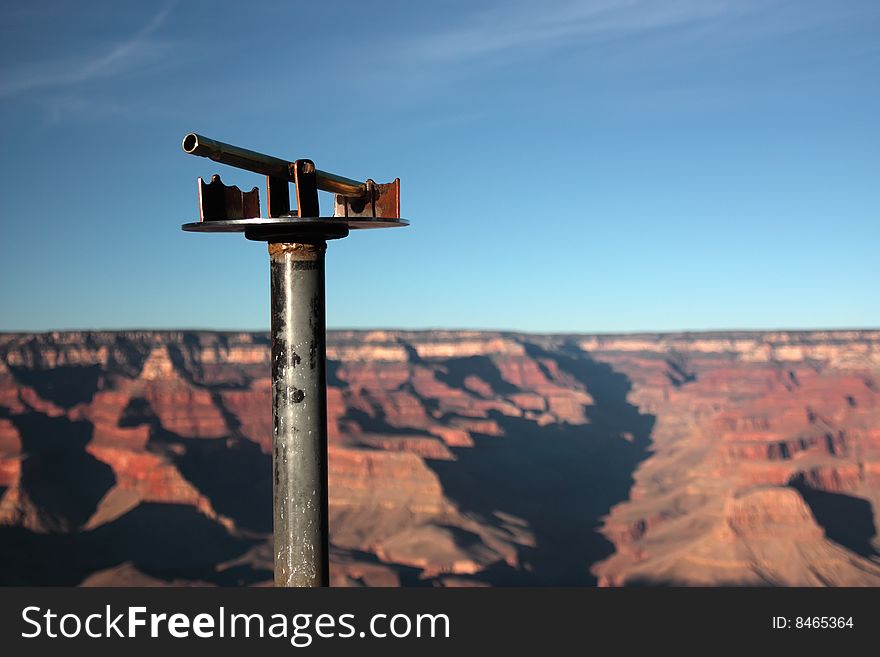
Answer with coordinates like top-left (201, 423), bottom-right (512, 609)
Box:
top-left (0, 329), bottom-right (878, 586)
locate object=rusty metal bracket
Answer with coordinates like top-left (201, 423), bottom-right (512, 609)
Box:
top-left (333, 178), bottom-right (400, 219)
top-left (198, 175), bottom-right (260, 221)
top-left (291, 159), bottom-right (320, 218)
top-left (267, 176), bottom-right (291, 218)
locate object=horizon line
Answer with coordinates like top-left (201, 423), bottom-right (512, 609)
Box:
top-left (2, 326), bottom-right (879, 337)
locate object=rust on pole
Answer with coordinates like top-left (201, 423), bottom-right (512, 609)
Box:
top-left (181, 133), bottom-right (408, 587)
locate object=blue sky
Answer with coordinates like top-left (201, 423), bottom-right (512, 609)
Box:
top-left (1, 0), bottom-right (877, 332)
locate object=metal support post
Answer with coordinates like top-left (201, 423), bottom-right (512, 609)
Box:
top-left (270, 241), bottom-right (329, 587)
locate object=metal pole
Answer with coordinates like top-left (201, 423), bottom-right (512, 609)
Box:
top-left (269, 241), bottom-right (329, 587)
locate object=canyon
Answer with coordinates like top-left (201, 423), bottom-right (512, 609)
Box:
top-left (0, 329), bottom-right (878, 586)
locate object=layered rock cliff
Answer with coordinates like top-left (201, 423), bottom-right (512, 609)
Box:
top-left (0, 329), bottom-right (878, 586)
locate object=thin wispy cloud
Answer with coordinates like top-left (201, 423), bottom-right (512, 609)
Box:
top-left (413, 0), bottom-right (749, 64)
top-left (0, 2), bottom-right (175, 99)
top-left (76, 5), bottom-right (173, 81)
top-left (363, 0), bottom-right (873, 114)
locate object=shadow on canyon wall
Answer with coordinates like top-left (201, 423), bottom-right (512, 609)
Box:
top-left (435, 356), bottom-right (520, 397)
top-left (789, 475), bottom-right (879, 559)
top-left (0, 502), bottom-right (268, 585)
top-left (11, 411), bottom-right (115, 532)
top-left (9, 365), bottom-right (102, 409)
top-left (424, 341), bottom-right (655, 585)
top-left (0, 401), bottom-right (270, 586)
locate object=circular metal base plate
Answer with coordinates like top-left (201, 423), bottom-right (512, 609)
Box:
top-left (182, 217), bottom-right (408, 233)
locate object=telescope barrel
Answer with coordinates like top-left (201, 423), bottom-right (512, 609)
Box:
top-left (182, 133), bottom-right (367, 198)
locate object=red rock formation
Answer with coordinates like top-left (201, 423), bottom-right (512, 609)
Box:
top-left (0, 329), bottom-right (878, 586)
top-left (589, 331), bottom-right (880, 586)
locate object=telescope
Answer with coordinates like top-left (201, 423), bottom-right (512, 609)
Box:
top-left (181, 133), bottom-right (404, 240)
top-left (182, 133), bottom-right (368, 198)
